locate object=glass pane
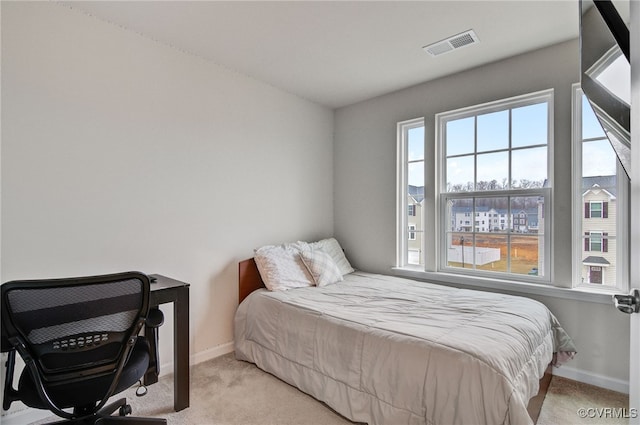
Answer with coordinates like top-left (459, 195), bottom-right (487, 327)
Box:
top-left (579, 91), bottom-right (618, 288)
top-left (407, 126), bottom-right (424, 161)
top-left (446, 231), bottom-right (474, 269)
top-left (512, 147), bottom-right (547, 188)
top-left (446, 198), bottom-right (473, 232)
top-left (446, 155), bottom-right (474, 192)
top-left (406, 226), bottom-right (423, 266)
top-left (582, 139), bottom-right (617, 177)
top-left (510, 196), bottom-right (542, 234)
top-left (474, 233), bottom-right (507, 272)
top-left (408, 161), bottom-right (424, 187)
top-left (476, 151), bottom-right (508, 191)
top-left (512, 102), bottom-right (548, 148)
top-left (477, 110), bottom-right (508, 152)
top-left (446, 117), bottom-right (475, 156)
top-left (581, 95), bottom-right (606, 139)
top-left (475, 197), bottom-right (509, 232)
top-left (581, 238), bottom-right (616, 286)
top-left (510, 235), bottom-right (541, 276)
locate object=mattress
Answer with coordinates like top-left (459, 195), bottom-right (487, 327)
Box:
top-left (234, 271), bottom-right (576, 425)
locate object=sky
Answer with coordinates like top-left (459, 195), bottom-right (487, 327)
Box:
top-left (581, 95), bottom-right (617, 177)
top-left (406, 96), bottom-right (617, 188)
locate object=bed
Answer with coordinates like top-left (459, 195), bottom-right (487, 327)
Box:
top-left (235, 255), bottom-right (576, 425)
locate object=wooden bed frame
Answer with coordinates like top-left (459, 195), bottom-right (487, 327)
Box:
top-left (237, 258), bottom-right (551, 424)
top-left (239, 258), bottom-right (265, 304)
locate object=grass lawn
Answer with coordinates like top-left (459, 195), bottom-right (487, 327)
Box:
top-left (449, 232), bottom-right (540, 275)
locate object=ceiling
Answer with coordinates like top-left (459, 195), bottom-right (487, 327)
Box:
top-left (63, 1), bottom-right (582, 109)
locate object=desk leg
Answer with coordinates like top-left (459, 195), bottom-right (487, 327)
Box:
top-left (143, 325), bottom-right (159, 385)
top-left (174, 286), bottom-right (190, 411)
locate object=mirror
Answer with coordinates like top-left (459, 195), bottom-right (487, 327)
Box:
top-left (580, 0), bottom-right (631, 178)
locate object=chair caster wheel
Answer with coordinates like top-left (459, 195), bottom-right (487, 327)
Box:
top-left (119, 404), bottom-right (132, 416)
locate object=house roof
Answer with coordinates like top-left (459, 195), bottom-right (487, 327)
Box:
top-left (582, 175), bottom-right (617, 197)
top-left (408, 185), bottom-right (425, 203)
top-left (583, 256), bottom-right (611, 265)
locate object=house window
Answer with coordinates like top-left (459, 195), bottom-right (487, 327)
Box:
top-left (408, 224), bottom-right (417, 241)
top-left (437, 90), bottom-right (552, 280)
top-left (588, 231), bottom-right (603, 252)
top-left (587, 201), bottom-right (606, 218)
top-left (397, 118), bottom-right (425, 267)
top-left (572, 86), bottom-right (627, 290)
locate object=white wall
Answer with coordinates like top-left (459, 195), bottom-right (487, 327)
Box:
top-left (1, 0), bottom-right (334, 399)
top-left (334, 40), bottom-right (630, 388)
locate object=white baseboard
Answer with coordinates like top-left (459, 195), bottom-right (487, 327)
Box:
top-left (192, 341), bottom-right (235, 365)
top-left (154, 341), bottom-right (235, 377)
top-left (553, 365), bottom-right (630, 394)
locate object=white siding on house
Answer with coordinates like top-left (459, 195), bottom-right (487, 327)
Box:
top-left (582, 187), bottom-right (617, 286)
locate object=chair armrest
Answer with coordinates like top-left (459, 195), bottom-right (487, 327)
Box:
top-left (146, 308), bottom-right (164, 328)
top-left (2, 350), bottom-right (19, 410)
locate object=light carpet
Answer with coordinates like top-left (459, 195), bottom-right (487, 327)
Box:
top-left (36, 353), bottom-right (630, 425)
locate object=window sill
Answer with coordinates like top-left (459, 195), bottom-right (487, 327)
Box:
top-left (391, 267), bottom-right (617, 305)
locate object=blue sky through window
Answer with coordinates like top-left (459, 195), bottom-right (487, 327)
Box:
top-left (445, 100), bottom-right (548, 191)
top-left (408, 126), bottom-right (424, 186)
top-left (581, 95), bottom-right (616, 177)
top-left (406, 95), bottom-right (615, 191)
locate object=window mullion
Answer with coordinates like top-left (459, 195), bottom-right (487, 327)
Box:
top-left (508, 108), bottom-right (513, 189)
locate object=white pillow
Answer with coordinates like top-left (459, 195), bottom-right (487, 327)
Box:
top-left (308, 238), bottom-right (355, 275)
top-left (254, 245), bottom-right (314, 291)
top-left (299, 250), bottom-right (344, 287)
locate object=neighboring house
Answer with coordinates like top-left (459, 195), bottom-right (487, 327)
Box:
top-left (415, 176), bottom-right (616, 283)
top-left (407, 185), bottom-right (424, 264)
top-left (582, 176), bottom-right (617, 285)
top-left (449, 207), bottom-right (538, 233)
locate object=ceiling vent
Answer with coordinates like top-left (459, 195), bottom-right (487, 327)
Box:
top-left (422, 29), bottom-right (480, 57)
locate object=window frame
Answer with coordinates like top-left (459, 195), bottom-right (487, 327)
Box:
top-left (435, 89), bottom-right (553, 283)
top-left (396, 117), bottom-right (426, 268)
top-left (571, 84), bottom-right (628, 292)
top-left (392, 87), bottom-right (626, 304)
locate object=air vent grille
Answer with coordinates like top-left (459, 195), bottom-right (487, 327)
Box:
top-left (423, 30), bottom-right (479, 57)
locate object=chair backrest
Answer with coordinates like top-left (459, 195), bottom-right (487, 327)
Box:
top-left (1, 272), bottom-right (150, 387)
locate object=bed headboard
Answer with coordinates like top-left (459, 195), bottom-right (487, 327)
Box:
top-left (238, 258), bottom-right (265, 304)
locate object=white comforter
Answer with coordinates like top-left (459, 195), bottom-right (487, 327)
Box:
top-left (234, 272), bottom-right (576, 425)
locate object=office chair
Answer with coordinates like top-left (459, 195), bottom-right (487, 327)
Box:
top-left (1, 272), bottom-right (167, 424)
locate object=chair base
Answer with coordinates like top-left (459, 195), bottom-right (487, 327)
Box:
top-left (44, 398), bottom-right (166, 425)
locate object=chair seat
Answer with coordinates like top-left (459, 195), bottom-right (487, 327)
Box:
top-left (17, 338), bottom-right (150, 410)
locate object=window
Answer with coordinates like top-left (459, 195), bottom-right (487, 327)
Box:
top-left (588, 231), bottom-right (603, 252)
top-left (437, 90), bottom-right (552, 280)
top-left (397, 118), bottom-right (425, 267)
top-left (587, 201), bottom-right (606, 218)
top-left (395, 87), bottom-right (627, 295)
top-left (408, 224), bottom-right (417, 241)
top-left (572, 86), bottom-right (627, 290)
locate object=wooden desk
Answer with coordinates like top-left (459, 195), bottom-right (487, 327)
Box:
top-left (145, 274), bottom-right (190, 412)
